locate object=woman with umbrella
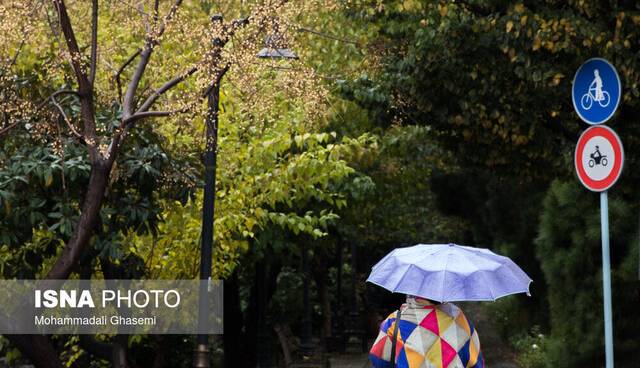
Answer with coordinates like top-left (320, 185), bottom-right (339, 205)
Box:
top-left (367, 243), bottom-right (532, 368)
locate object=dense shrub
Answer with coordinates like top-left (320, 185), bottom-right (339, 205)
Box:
top-left (535, 180), bottom-right (638, 368)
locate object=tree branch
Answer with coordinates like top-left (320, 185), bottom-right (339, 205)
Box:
top-left (113, 49), bottom-right (141, 102)
top-left (123, 46), bottom-right (152, 118)
top-left (52, 0), bottom-right (99, 158)
top-left (50, 94), bottom-right (85, 142)
top-left (52, 0), bottom-right (91, 93)
top-left (123, 106), bottom-right (191, 125)
top-left (0, 120), bottom-right (21, 137)
top-left (123, 65), bottom-right (228, 128)
top-left (123, 0), bottom-right (184, 118)
top-left (156, 0), bottom-right (184, 39)
top-left (136, 66), bottom-right (198, 113)
top-left (89, 0), bottom-right (98, 84)
top-left (0, 38), bottom-right (25, 79)
top-left (153, 0), bottom-right (160, 24)
top-left (297, 26), bottom-right (361, 46)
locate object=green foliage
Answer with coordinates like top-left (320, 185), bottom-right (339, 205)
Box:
top-left (129, 124), bottom-right (375, 279)
top-left (511, 326), bottom-right (550, 368)
top-left (340, 124), bottom-right (465, 246)
top-left (0, 138), bottom-right (90, 277)
top-left (344, 1), bottom-right (640, 180)
top-left (0, 112), bottom-right (193, 277)
top-left (535, 180), bottom-right (638, 367)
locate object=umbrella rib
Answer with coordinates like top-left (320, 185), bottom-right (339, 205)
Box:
top-left (477, 269), bottom-right (496, 301)
top-left (392, 264), bottom-right (415, 293)
top-left (440, 250), bottom-right (451, 302)
top-left (499, 259), bottom-right (533, 296)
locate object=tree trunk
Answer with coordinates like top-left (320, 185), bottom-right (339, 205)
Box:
top-left (10, 161), bottom-right (114, 367)
top-left (313, 254), bottom-right (332, 340)
top-left (47, 160), bottom-right (112, 279)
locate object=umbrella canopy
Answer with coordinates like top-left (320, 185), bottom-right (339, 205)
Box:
top-left (367, 243), bottom-right (532, 302)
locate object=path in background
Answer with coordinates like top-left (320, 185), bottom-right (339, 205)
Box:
top-left (463, 303), bottom-right (519, 368)
top-left (329, 353), bottom-right (369, 368)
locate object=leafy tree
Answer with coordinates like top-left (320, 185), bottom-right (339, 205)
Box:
top-left (343, 0), bottom-right (640, 179)
top-left (536, 180), bottom-right (638, 368)
top-left (0, 0), bottom-right (368, 366)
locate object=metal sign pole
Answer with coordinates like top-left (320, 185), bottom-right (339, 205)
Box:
top-left (573, 58), bottom-right (622, 368)
top-left (600, 191), bottom-right (614, 368)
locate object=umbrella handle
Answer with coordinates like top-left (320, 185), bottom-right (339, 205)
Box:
top-left (390, 309), bottom-right (402, 368)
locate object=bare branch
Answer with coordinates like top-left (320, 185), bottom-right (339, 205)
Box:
top-left (124, 65), bottom-right (228, 127)
top-left (113, 49), bottom-right (141, 102)
top-left (153, 0), bottom-right (160, 24)
top-left (122, 70), bottom-right (225, 129)
top-left (123, 106), bottom-right (192, 125)
top-left (298, 26), bottom-right (361, 46)
top-left (116, 50), bottom-right (141, 77)
top-left (50, 95), bottom-right (85, 142)
top-left (123, 0), bottom-right (184, 118)
top-left (203, 65), bottom-right (229, 96)
top-left (89, 0), bottom-right (98, 84)
top-left (123, 47), bottom-right (152, 117)
top-left (156, 0), bottom-right (184, 39)
top-left (41, 90), bottom-right (80, 108)
top-left (51, 0), bottom-right (91, 93)
top-left (141, 2), bottom-right (151, 34)
top-left (0, 121), bottom-right (21, 138)
top-left (136, 66), bottom-right (198, 113)
top-left (0, 40), bottom-right (24, 80)
top-left (52, 0), bottom-right (99, 157)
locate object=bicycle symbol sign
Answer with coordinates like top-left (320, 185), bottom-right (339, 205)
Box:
top-left (575, 125), bottom-right (624, 192)
top-left (572, 58), bottom-right (621, 125)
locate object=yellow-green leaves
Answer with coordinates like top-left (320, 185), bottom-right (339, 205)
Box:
top-left (506, 21), bottom-right (514, 33)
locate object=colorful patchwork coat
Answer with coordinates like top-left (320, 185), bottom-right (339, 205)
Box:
top-left (369, 297), bottom-right (484, 368)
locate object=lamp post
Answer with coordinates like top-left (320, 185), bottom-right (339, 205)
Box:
top-left (194, 16), bottom-right (297, 367)
top-left (194, 14), bottom-right (225, 368)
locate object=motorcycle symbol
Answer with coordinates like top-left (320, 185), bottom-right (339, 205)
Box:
top-left (588, 145), bottom-right (607, 168)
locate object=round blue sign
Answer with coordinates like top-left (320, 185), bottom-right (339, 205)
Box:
top-left (572, 58), bottom-right (621, 125)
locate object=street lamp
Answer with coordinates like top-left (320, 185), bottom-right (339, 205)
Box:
top-left (257, 34), bottom-right (298, 59)
top-left (194, 14), bottom-right (225, 368)
top-left (194, 15), bottom-right (298, 368)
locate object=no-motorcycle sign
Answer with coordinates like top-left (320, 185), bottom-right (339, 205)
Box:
top-left (574, 125), bottom-right (624, 192)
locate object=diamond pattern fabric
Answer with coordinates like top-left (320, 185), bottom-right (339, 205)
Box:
top-left (369, 297), bottom-right (484, 368)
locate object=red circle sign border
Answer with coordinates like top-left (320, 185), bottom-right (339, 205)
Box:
top-left (574, 125), bottom-right (624, 192)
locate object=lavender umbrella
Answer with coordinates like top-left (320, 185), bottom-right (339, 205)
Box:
top-left (366, 243), bottom-right (532, 302)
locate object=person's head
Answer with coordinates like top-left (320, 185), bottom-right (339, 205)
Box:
top-left (595, 69), bottom-right (600, 77)
top-left (596, 145), bottom-right (600, 150)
